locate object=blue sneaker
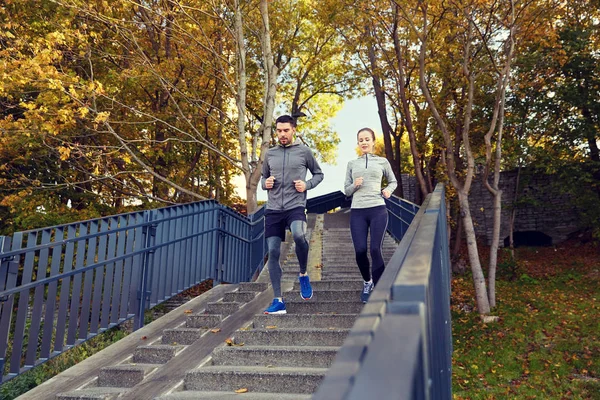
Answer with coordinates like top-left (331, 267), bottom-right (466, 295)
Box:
top-left (299, 274), bottom-right (313, 300)
top-left (264, 298), bottom-right (286, 314)
top-left (361, 281), bottom-right (374, 303)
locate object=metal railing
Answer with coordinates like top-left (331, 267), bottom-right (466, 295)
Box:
top-left (315, 184), bottom-right (452, 400)
top-left (306, 190), bottom-right (351, 213)
top-left (0, 200), bottom-right (265, 383)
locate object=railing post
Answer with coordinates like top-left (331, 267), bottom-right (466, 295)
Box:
top-left (134, 211), bottom-right (156, 331)
top-left (214, 207), bottom-right (226, 286)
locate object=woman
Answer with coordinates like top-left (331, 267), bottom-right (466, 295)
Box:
top-left (344, 127), bottom-right (397, 303)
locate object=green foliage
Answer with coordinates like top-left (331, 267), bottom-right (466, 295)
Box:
top-left (0, 326), bottom-right (128, 400)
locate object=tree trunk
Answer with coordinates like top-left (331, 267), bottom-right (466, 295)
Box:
top-left (366, 32), bottom-right (403, 197)
top-left (245, 0), bottom-right (278, 215)
top-left (458, 191), bottom-right (491, 314)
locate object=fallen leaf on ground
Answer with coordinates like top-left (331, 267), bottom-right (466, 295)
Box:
top-left (225, 338), bottom-right (234, 346)
top-left (235, 388), bottom-right (248, 393)
top-left (210, 328), bottom-right (221, 333)
top-left (184, 309), bottom-right (193, 314)
top-left (481, 315), bottom-right (499, 323)
top-left (141, 336), bottom-right (147, 340)
top-left (266, 325), bottom-right (277, 329)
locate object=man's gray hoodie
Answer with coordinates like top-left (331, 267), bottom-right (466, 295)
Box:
top-left (261, 139), bottom-right (324, 211)
top-left (344, 153), bottom-right (397, 209)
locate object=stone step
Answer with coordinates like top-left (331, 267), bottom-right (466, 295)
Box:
top-left (253, 313), bottom-right (357, 329)
top-left (132, 344), bottom-right (182, 364)
top-left (322, 252), bottom-right (395, 261)
top-left (286, 289), bottom-right (361, 302)
top-left (233, 328), bottom-right (350, 346)
top-left (185, 313), bottom-right (222, 329)
top-left (162, 327), bottom-right (205, 345)
top-left (285, 300), bottom-right (364, 314)
top-left (320, 266), bottom-right (360, 273)
top-left (211, 345), bottom-right (339, 368)
top-left (223, 291), bottom-right (257, 303)
top-left (57, 387), bottom-right (127, 400)
top-left (98, 364), bottom-right (156, 388)
top-left (293, 280), bottom-right (363, 291)
top-left (320, 273), bottom-right (363, 280)
top-left (157, 392), bottom-right (312, 400)
top-left (183, 366), bottom-right (327, 394)
top-left (321, 269), bottom-right (362, 274)
top-left (205, 301), bottom-right (240, 315)
top-left (239, 282), bottom-right (269, 292)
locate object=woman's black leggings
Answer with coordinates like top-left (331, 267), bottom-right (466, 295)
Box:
top-left (350, 205), bottom-right (389, 284)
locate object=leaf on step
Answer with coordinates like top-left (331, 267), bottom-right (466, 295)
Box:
top-left (141, 336), bottom-right (148, 340)
top-left (225, 338), bottom-right (234, 346)
top-left (266, 364), bottom-right (274, 368)
top-left (265, 325), bottom-right (277, 329)
top-left (234, 342), bottom-right (245, 347)
top-left (210, 328), bottom-right (221, 333)
top-left (328, 327), bottom-right (335, 330)
top-left (172, 342), bottom-right (178, 345)
top-left (239, 326), bottom-right (250, 331)
top-left (235, 388), bottom-right (248, 393)
top-left (184, 309), bottom-right (193, 314)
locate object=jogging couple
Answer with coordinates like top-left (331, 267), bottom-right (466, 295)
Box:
top-left (262, 115), bottom-right (397, 315)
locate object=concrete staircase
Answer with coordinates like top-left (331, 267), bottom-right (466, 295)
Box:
top-left (47, 212), bottom-right (397, 400)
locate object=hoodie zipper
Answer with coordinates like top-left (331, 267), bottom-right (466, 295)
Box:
top-left (282, 146), bottom-right (286, 209)
top-left (365, 153), bottom-right (368, 169)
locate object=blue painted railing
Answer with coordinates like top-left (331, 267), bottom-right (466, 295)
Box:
top-left (0, 201), bottom-right (265, 383)
top-left (315, 184), bottom-right (452, 400)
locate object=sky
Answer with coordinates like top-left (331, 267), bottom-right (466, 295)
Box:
top-left (236, 95), bottom-right (381, 202)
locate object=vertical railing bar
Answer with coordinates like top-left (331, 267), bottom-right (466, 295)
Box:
top-left (152, 211), bottom-right (164, 304)
top-left (66, 222), bottom-right (88, 346)
top-left (236, 216), bottom-right (243, 282)
top-left (127, 213), bottom-right (144, 318)
top-left (132, 212), bottom-right (149, 330)
top-left (232, 216), bottom-right (239, 283)
top-left (40, 227), bottom-right (64, 359)
top-left (118, 214), bottom-right (136, 320)
top-left (25, 230), bottom-right (51, 364)
top-left (144, 210), bottom-right (157, 308)
top-left (79, 221), bottom-right (98, 339)
top-left (150, 210), bottom-right (161, 306)
top-left (11, 232), bottom-right (37, 369)
top-left (100, 216), bottom-right (117, 329)
top-left (165, 208), bottom-right (175, 297)
top-left (2, 235), bottom-right (21, 375)
top-left (175, 207), bottom-right (184, 293)
top-left (110, 215), bottom-right (127, 324)
top-left (191, 204), bottom-right (200, 286)
top-left (0, 236), bottom-right (14, 380)
top-left (213, 203), bottom-right (220, 284)
top-left (53, 225), bottom-right (77, 352)
top-left (182, 205), bottom-right (191, 291)
top-left (89, 220), bottom-right (109, 334)
top-left (201, 203), bottom-right (210, 283)
top-left (160, 209), bottom-right (170, 301)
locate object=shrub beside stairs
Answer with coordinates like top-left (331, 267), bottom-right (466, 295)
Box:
top-left (22, 212), bottom-right (396, 400)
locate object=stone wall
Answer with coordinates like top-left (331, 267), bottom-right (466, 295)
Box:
top-left (399, 171), bottom-right (582, 246)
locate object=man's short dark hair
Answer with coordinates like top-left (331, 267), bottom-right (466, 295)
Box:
top-left (275, 115), bottom-right (297, 127)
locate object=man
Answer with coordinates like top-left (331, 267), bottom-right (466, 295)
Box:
top-left (261, 114), bottom-right (324, 314)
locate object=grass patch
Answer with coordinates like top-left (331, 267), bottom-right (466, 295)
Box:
top-left (452, 242), bottom-right (600, 399)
